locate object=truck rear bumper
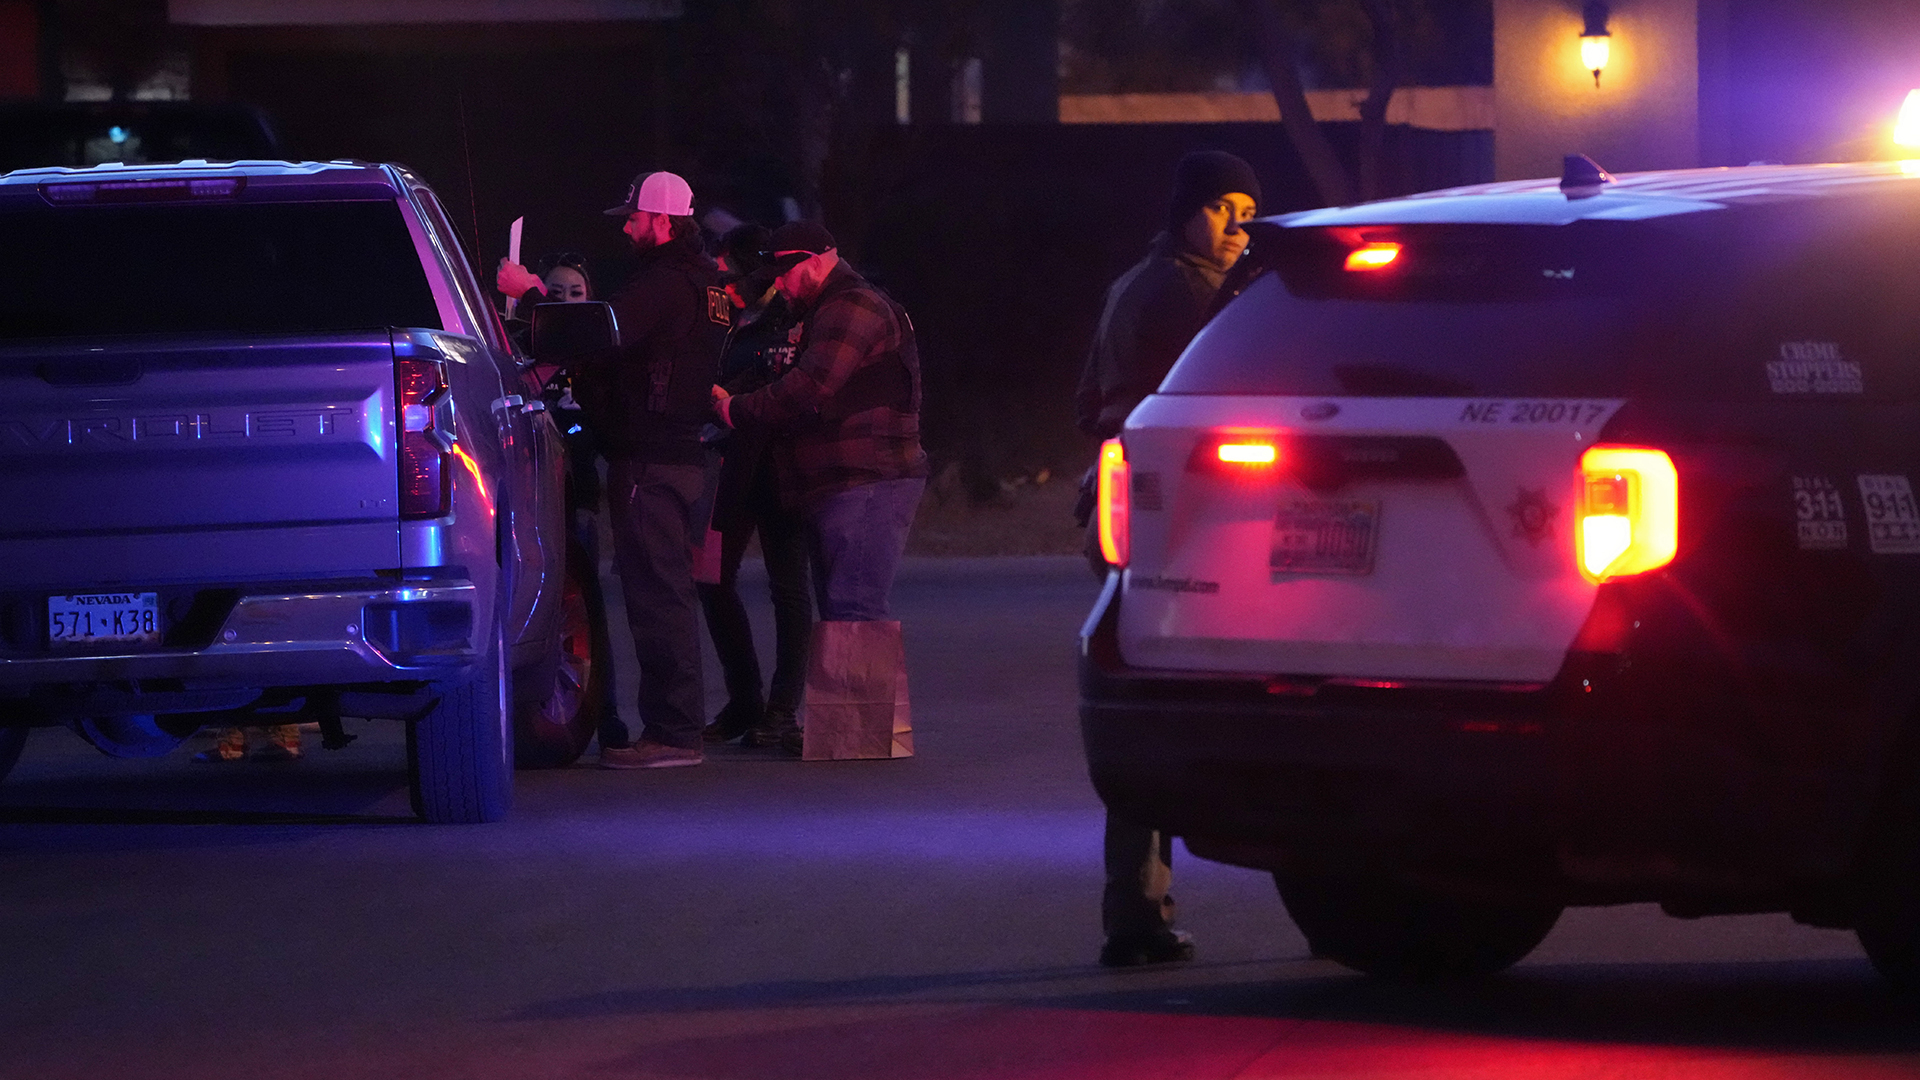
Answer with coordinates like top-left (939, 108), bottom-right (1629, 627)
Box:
top-left (0, 582), bottom-right (480, 695)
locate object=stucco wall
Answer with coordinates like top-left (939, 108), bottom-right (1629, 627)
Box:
top-left (1494, 0), bottom-right (1699, 181)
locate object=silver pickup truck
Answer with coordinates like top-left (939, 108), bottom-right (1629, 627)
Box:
top-left (0, 159), bottom-right (604, 822)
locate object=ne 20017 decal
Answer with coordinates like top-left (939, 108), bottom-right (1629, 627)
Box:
top-left (1857, 475), bottom-right (1920, 554)
top-left (1792, 476), bottom-right (1848, 550)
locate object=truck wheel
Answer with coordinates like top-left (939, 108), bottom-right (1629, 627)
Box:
top-left (407, 615), bottom-right (513, 823)
top-left (512, 550), bottom-right (602, 768)
top-left (0, 726), bottom-right (27, 783)
top-left (73, 714), bottom-right (187, 758)
top-left (1275, 873), bottom-right (1561, 979)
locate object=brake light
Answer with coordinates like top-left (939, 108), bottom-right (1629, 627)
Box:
top-left (1096, 438), bottom-right (1130, 568)
top-left (1576, 446), bottom-right (1678, 582)
top-left (1217, 441), bottom-right (1279, 465)
top-left (1344, 242), bottom-right (1401, 271)
top-left (397, 358), bottom-right (453, 519)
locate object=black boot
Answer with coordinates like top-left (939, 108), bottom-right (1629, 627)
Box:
top-left (702, 699), bottom-right (762, 744)
top-left (744, 706), bottom-right (800, 754)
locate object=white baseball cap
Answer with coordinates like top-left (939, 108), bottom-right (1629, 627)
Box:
top-left (603, 170), bottom-right (694, 217)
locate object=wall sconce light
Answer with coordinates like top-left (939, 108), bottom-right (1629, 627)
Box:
top-left (1581, 1), bottom-right (1612, 88)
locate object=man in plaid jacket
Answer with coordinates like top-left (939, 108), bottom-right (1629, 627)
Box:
top-left (711, 221), bottom-right (927, 753)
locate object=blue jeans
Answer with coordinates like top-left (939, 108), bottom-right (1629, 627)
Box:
top-left (806, 477), bottom-right (925, 621)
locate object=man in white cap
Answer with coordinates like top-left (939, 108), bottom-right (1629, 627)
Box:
top-left (500, 170), bottom-right (731, 768)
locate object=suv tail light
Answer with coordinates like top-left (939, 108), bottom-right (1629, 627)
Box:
top-left (397, 357), bottom-right (453, 519)
top-left (1187, 433), bottom-right (1283, 476)
top-left (1097, 437), bottom-right (1130, 568)
top-left (1576, 446), bottom-right (1678, 582)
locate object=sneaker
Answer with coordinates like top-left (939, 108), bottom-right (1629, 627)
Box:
top-left (743, 707), bottom-right (800, 752)
top-left (1098, 929), bottom-right (1194, 969)
top-left (599, 739), bottom-right (703, 769)
top-left (701, 699), bottom-right (762, 744)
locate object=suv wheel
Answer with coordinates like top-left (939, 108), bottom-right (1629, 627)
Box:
top-left (0, 726), bottom-right (27, 783)
top-left (512, 544), bottom-right (604, 768)
top-left (1276, 873), bottom-right (1561, 979)
top-left (407, 613), bottom-right (513, 823)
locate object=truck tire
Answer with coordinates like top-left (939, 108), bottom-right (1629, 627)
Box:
top-left (512, 545), bottom-right (603, 768)
top-left (0, 726), bottom-right (27, 784)
top-left (407, 615), bottom-right (513, 823)
top-left (74, 714), bottom-right (187, 758)
top-left (1276, 873), bottom-right (1561, 979)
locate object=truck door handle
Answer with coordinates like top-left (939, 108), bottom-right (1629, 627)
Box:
top-left (490, 394), bottom-right (526, 414)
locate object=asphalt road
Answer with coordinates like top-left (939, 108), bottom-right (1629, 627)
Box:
top-left (3, 556), bottom-right (1918, 1079)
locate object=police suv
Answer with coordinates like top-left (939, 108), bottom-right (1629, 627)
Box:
top-left (1081, 159), bottom-right (1920, 983)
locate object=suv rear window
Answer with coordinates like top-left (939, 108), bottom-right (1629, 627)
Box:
top-left (0, 200), bottom-right (441, 341)
top-left (1167, 198), bottom-right (1920, 401)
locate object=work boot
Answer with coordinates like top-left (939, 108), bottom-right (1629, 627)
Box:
top-left (744, 706), bottom-right (800, 754)
top-left (192, 726), bottom-right (247, 763)
top-left (1098, 929), bottom-right (1194, 969)
top-left (254, 724), bottom-right (302, 761)
top-left (702, 699), bottom-right (762, 744)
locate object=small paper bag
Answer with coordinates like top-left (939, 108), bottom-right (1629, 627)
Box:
top-left (801, 620), bottom-right (913, 760)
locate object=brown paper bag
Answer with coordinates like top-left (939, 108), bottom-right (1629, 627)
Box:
top-left (801, 620), bottom-right (913, 760)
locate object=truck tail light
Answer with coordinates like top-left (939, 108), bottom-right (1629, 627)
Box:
top-left (1576, 446), bottom-right (1678, 582)
top-left (1097, 437), bottom-right (1130, 568)
top-left (397, 357), bottom-right (452, 519)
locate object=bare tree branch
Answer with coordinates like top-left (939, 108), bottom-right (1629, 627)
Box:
top-left (1354, 0), bottom-right (1402, 201)
top-left (1237, 0), bottom-right (1352, 208)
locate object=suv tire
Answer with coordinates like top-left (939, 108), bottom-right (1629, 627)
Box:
top-left (1276, 873), bottom-right (1561, 979)
top-left (407, 615), bottom-right (513, 823)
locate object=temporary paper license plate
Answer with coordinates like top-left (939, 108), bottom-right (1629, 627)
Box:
top-left (48, 592), bottom-right (161, 648)
top-left (1271, 500), bottom-right (1379, 576)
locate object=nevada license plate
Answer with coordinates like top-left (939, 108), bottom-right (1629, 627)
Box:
top-left (48, 592), bottom-right (161, 648)
top-left (1271, 500), bottom-right (1379, 576)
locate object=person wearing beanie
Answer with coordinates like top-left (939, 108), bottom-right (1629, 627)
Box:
top-left (1076, 150), bottom-right (1262, 444)
top-left (497, 169), bottom-right (729, 770)
top-left (710, 220), bottom-right (929, 756)
top-left (1073, 150), bottom-right (1262, 968)
top-left (696, 224), bottom-right (816, 751)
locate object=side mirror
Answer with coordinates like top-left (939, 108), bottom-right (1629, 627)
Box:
top-left (530, 301), bottom-right (620, 363)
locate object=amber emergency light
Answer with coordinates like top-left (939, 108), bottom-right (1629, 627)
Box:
top-left (1576, 446), bottom-right (1678, 582)
top-left (1344, 242), bottom-right (1401, 271)
top-left (1097, 438), bottom-right (1130, 567)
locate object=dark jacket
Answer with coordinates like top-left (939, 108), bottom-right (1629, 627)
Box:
top-left (709, 295), bottom-right (799, 532)
top-left (728, 262), bottom-right (928, 510)
top-left (1074, 233), bottom-right (1228, 440)
top-left (571, 237), bottom-right (729, 465)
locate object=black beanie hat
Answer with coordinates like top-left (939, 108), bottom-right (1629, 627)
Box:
top-left (1167, 150), bottom-right (1262, 232)
top-left (769, 220), bottom-right (836, 255)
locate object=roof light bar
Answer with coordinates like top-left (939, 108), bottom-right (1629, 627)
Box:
top-left (39, 176), bottom-right (246, 205)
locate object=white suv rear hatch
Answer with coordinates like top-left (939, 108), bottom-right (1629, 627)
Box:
top-left (1119, 394), bottom-right (1620, 682)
